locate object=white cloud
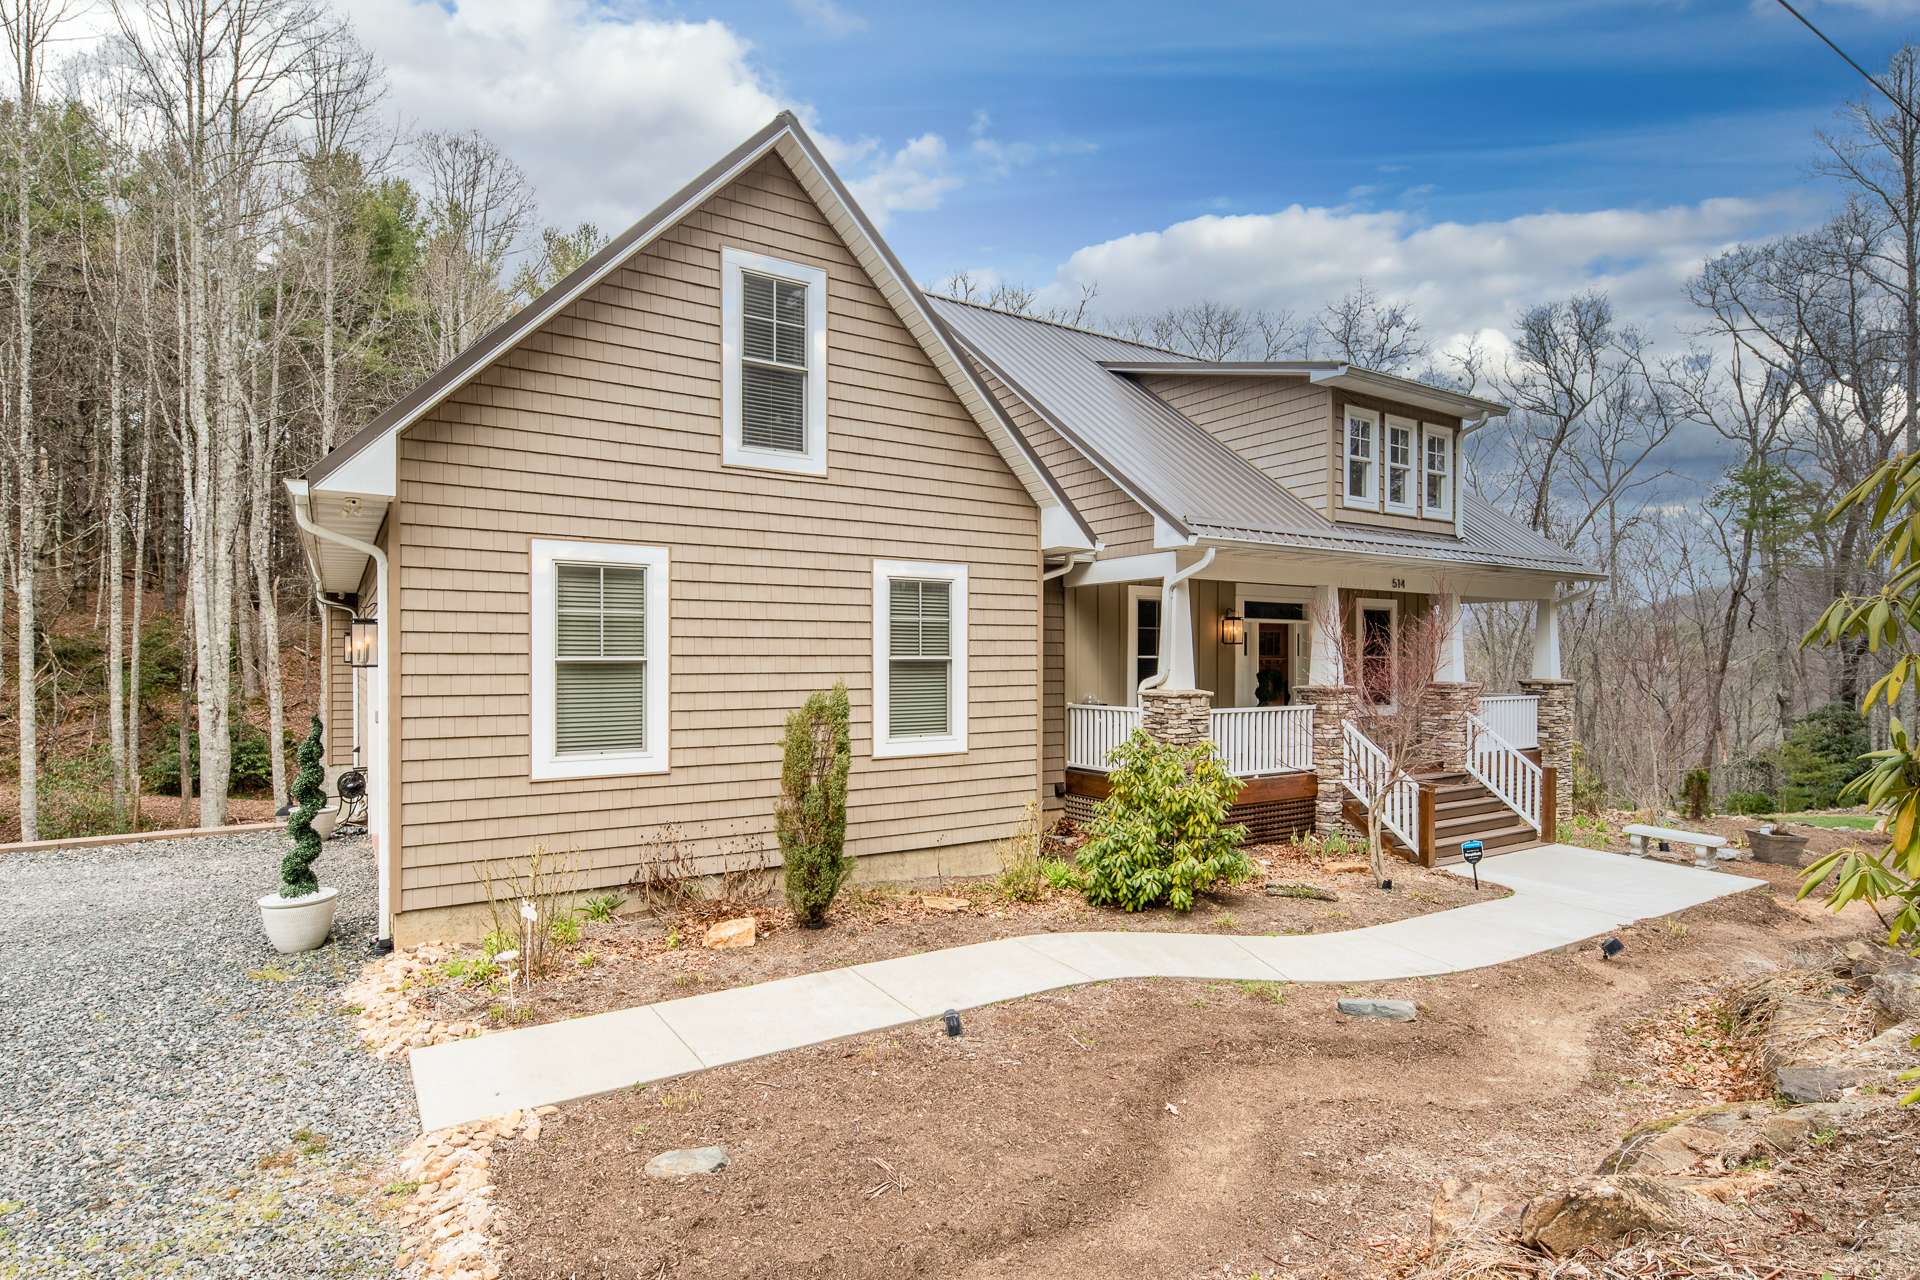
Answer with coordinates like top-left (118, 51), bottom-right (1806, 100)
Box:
top-left (788, 0), bottom-right (868, 36)
top-left (1037, 194), bottom-right (1813, 357)
top-left (847, 134), bottom-right (963, 229)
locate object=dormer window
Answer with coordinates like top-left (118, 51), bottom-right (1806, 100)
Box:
top-left (1423, 423), bottom-right (1455, 519)
top-left (721, 246), bottom-right (827, 475)
top-left (1342, 406), bottom-right (1379, 509)
top-left (1384, 415), bottom-right (1416, 514)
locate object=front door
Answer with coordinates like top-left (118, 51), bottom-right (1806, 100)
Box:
top-left (1250, 621), bottom-right (1293, 706)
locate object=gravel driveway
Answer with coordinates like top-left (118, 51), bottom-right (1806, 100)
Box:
top-left (0, 831), bottom-right (414, 1278)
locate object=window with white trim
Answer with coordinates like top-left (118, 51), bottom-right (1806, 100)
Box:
top-left (1422, 423), bottom-right (1455, 519)
top-left (529, 539), bottom-right (670, 780)
top-left (1342, 406), bottom-right (1379, 509)
top-left (1127, 584), bottom-right (1161, 698)
top-left (873, 560), bottom-right (968, 758)
top-left (1384, 415), bottom-right (1416, 514)
top-left (721, 246), bottom-right (827, 475)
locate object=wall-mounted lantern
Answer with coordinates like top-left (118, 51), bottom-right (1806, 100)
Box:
top-left (345, 615), bottom-right (380, 669)
top-left (1219, 609), bottom-right (1245, 648)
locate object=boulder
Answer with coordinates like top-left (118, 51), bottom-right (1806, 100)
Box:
top-left (1600, 1103), bottom-right (1789, 1177)
top-left (1871, 970), bottom-right (1920, 1023)
top-left (1429, 1177), bottom-right (1526, 1245)
top-left (643, 1145), bottom-right (730, 1178)
top-left (1774, 1064), bottom-right (1857, 1103)
top-left (703, 917), bottom-right (756, 949)
top-left (1519, 1176), bottom-right (1702, 1256)
top-left (1337, 998), bottom-right (1416, 1022)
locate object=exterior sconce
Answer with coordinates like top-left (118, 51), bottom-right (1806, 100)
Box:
top-left (346, 615), bottom-right (379, 669)
top-left (1219, 610), bottom-right (1245, 647)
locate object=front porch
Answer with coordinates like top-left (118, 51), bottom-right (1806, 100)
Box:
top-left (1049, 545), bottom-right (1575, 863)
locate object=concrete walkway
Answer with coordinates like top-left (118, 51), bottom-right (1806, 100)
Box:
top-left (409, 844), bottom-right (1755, 1131)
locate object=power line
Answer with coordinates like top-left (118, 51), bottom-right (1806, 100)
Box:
top-left (1774, 0), bottom-right (1920, 126)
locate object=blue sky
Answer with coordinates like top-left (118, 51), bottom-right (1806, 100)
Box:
top-left (341, 0), bottom-right (1920, 357)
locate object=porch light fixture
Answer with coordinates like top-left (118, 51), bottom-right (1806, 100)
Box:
top-left (345, 615), bottom-right (379, 669)
top-left (1219, 610), bottom-right (1245, 648)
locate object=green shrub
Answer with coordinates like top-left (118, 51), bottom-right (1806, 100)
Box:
top-left (1778, 703), bottom-right (1870, 811)
top-left (546, 912), bottom-right (582, 946)
top-left (1039, 858), bottom-right (1081, 892)
top-left (1724, 790), bottom-right (1775, 817)
top-left (581, 892), bottom-right (622, 922)
top-left (777, 682), bottom-right (852, 927)
top-left (37, 747), bottom-right (119, 841)
top-left (280, 716), bottom-right (326, 897)
top-left (1075, 731), bottom-right (1251, 912)
top-left (140, 718), bottom-right (283, 795)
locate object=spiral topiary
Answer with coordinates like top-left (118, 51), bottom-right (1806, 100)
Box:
top-left (281, 715), bottom-right (327, 897)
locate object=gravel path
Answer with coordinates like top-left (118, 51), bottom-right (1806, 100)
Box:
top-left (0, 831), bottom-right (414, 1278)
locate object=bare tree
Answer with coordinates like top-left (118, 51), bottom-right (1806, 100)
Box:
top-left (415, 128), bottom-right (534, 366)
top-left (1316, 280), bottom-right (1427, 372)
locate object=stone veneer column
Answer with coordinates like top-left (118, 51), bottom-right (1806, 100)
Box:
top-left (1519, 677), bottom-right (1575, 829)
top-left (1418, 681), bottom-right (1483, 774)
top-left (1139, 686), bottom-right (1212, 747)
top-left (1291, 684), bottom-right (1356, 836)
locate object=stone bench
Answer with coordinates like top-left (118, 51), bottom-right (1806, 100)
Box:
top-left (1623, 823), bottom-right (1730, 869)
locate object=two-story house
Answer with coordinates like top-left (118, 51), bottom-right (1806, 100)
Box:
top-left (288, 113), bottom-right (1600, 946)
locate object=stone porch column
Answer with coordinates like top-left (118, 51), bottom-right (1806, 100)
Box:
top-left (1419, 681), bottom-right (1483, 774)
top-left (1519, 677), bottom-right (1575, 829)
top-left (1140, 686), bottom-right (1212, 747)
top-left (1292, 683), bottom-right (1355, 836)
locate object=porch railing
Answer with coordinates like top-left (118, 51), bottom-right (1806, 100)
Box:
top-left (1476, 694), bottom-right (1539, 750)
top-left (1065, 703), bottom-right (1314, 775)
top-left (1066, 704), bottom-right (1143, 771)
top-left (1209, 706), bottom-right (1314, 775)
top-left (1340, 721), bottom-right (1421, 853)
top-left (1465, 710), bottom-right (1543, 832)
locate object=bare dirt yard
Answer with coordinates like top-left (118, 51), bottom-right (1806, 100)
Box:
top-left (486, 859), bottom-right (1918, 1280)
top-left (409, 842), bottom-right (1488, 1033)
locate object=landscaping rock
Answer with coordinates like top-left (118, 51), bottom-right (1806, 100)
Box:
top-left (1600, 1102), bottom-right (1804, 1176)
top-left (1337, 998), bottom-right (1416, 1022)
top-left (1519, 1175), bottom-right (1701, 1256)
top-left (1870, 970), bottom-right (1920, 1022)
top-left (1429, 1176), bottom-right (1526, 1245)
top-left (1264, 880), bottom-right (1338, 901)
top-left (1774, 1064), bottom-right (1857, 1103)
top-left (703, 917), bottom-right (757, 949)
top-left (920, 894), bottom-right (969, 912)
top-left (644, 1145), bottom-right (731, 1178)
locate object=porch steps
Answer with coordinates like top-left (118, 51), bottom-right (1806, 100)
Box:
top-left (1342, 772), bottom-right (1542, 867)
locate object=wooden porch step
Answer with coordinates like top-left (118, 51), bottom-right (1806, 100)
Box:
top-left (1430, 823), bottom-right (1541, 865)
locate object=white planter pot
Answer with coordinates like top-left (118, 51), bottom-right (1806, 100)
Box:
top-left (258, 886), bottom-right (340, 954)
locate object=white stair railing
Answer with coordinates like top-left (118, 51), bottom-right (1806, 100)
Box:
top-left (1340, 721), bottom-right (1421, 854)
top-left (1465, 710), bottom-right (1542, 832)
top-left (1209, 706), bottom-right (1314, 775)
top-left (1476, 694), bottom-right (1539, 750)
top-left (1066, 704), bottom-right (1143, 770)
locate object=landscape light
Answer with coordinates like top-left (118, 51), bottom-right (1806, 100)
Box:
top-left (1599, 937), bottom-right (1625, 961)
top-left (943, 1009), bottom-right (962, 1037)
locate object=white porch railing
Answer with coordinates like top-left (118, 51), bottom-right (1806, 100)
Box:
top-left (1340, 721), bottom-right (1421, 853)
top-left (1065, 703), bottom-right (1314, 775)
top-left (1066, 704), bottom-right (1143, 771)
top-left (1465, 710), bottom-right (1543, 832)
top-left (1209, 706), bottom-right (1314, 775)
top-left (1476, 694), bottom-right (1539, 750)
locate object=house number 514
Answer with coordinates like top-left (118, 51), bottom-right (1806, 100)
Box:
top-left (1390, 577), bottom-right (1406, 589)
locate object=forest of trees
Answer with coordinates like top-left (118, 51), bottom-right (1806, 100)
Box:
top-left (0, 0), bottom-right (1913, 841)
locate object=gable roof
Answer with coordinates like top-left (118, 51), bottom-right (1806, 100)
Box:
top-left (929, 296), bottom-right (1601, 580)
top-left (303, 113), bottom-right (1094, 551)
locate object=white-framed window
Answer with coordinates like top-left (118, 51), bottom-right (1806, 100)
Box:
top-left (1354, 596), bottom-right (1398, 707)
top-left (721, 246), bottom-right (828, 476)
top-left (1126, 584), bottom-right (1161, 699)
top-left (1342, 406), bottom-right (1379, 509)
top-left (873, 560), bottom-right (968, 758)
top-left (529, 538), bottom-right (670, 780)
top-left (1384, 415), bottom-right (1416, 514)
top-left (1422, 423), bottom-right (1455, 519)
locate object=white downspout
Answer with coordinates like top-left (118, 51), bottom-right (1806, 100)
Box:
top-left (287, 479), bottom-right (392, 943)
top-left (1137, 546), bottom-right (1216, 697)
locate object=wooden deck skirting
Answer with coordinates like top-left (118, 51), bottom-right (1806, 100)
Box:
top-left (1063, 767), bottom-right (1318, 842)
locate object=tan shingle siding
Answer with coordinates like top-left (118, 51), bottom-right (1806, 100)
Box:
top-left (1142, 374), bottom-right (1331, 511)
top-left (388, 153), bottom-right (1040, 915)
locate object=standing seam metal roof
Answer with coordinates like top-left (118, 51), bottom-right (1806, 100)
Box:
top-left (927, 295), bottom-right (1600, 579)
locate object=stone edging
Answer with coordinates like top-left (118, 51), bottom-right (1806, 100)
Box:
top-left (389, 1106), bottom-right (555, 1280)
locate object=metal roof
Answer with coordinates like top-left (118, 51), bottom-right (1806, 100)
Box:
top-left (928, 296), bottom-right (1600, 580)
